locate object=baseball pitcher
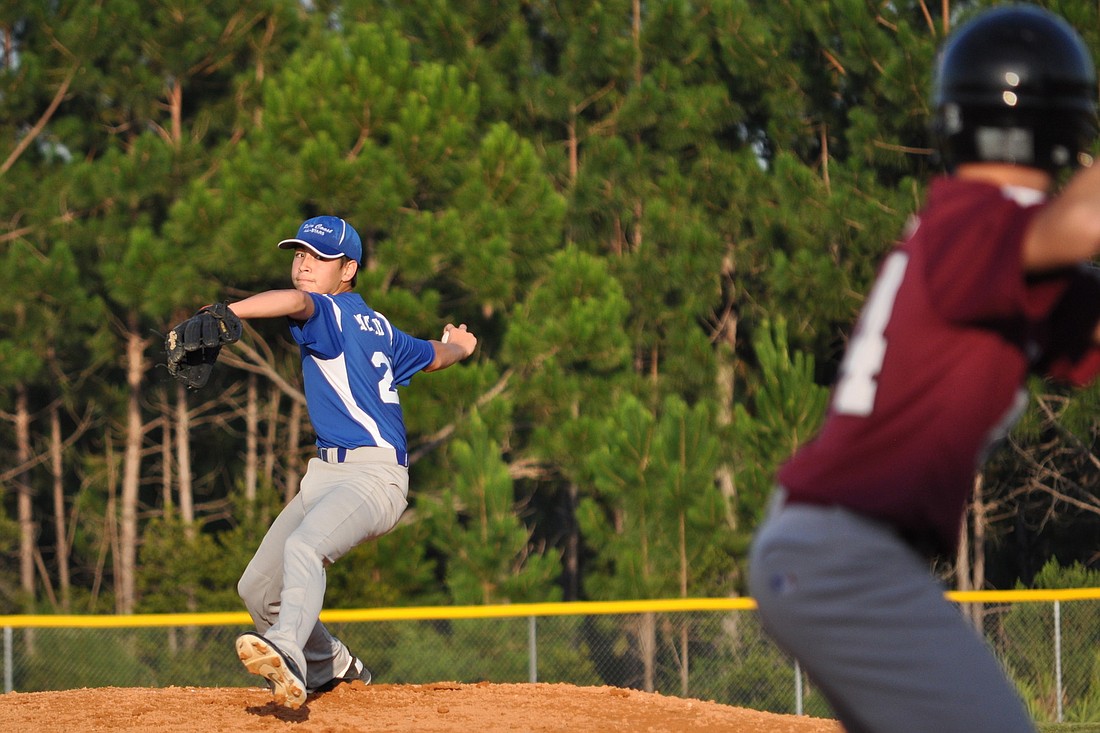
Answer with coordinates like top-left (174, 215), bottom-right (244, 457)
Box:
top-left (167, 215), bottom-right (477, 709)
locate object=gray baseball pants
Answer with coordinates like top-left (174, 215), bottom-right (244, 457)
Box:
top-left (237, 454), bottom-right (408, 686)
top-left (748, 492), bottom-right (1036, 733)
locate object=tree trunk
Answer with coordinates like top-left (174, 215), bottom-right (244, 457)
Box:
top-left (162, 400), bottom-right (173, 517)
top-left (15, 385), bottom-right (35, 612)
top-left (245, 373), bottom-right (259, 503)
top-left (956, 473), bottom-right (986, 631)
top-left (562, 400), bottom-right (582, 601)
top-left (91, 435), bottom-right (118, 609)
top-left (563, 482), bottom-right (579, 601)
top-left (714, 253), bottom-right (739, 529)
top-left (263, 384), bottom-right (280, 492)
top-left (970, 474), bottom-right (987, 630)
top-left (284, 397), bottom-right (303, 504)
top-left (119, 324), bottom-right (147, 614)
top-left (956, 512), bottom-right (970, 593)
top-left (17, 385), bottom-right (38, 655)
top-left (50, 403), bottom-right (71, 611)
top-left (639, 515), bottom-right (656, 692)
top-left (678, 512), bottom-right (688, 598)
top-left (631, 0), bottom-right (642, 84)
top-left (567, 117), bottom-right (578, 188)
top-left (640, 611), bottom-right (656, 693)
top-left (679, 621), bottom-right (689, 697)
top-left (174, 381), bottom-right (195, 529)
top-left (678, 511), bottom-right (689, 695)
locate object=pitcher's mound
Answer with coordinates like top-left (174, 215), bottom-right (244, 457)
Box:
top-left (0, 681), bottom-right (842, 732)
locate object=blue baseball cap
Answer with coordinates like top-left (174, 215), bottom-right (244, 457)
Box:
top-left (278, 216), bottom-right (363, 264)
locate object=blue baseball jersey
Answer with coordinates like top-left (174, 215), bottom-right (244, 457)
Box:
top-left (289, 292), bottom-right (434, 454)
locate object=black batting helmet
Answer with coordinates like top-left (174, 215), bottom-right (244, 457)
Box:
top-left (932, 5), bottom-right (1097, 172)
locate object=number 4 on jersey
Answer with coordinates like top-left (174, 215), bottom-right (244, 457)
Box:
top-left (833, 252), bottom-right (909, 416)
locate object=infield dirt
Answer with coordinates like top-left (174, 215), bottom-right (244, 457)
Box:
top-left (0, 680), bottom-right (843, 732)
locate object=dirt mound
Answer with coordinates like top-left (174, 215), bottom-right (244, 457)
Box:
top-left (0, 681), bottom-right (841, 732)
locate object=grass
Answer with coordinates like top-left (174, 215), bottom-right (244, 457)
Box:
top-left (1039, 725), bottom-right (1100, 732)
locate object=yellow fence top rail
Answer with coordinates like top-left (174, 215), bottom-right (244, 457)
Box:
top-left (1, 589), bottom-right (1098, 629)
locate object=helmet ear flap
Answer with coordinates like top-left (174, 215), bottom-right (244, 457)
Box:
top-left (929, 103), bottom-right (960, 171)
top-left (931, 6), bottom-right (1097, 173)
top-left (936, 106), bottom-right (1082, 172)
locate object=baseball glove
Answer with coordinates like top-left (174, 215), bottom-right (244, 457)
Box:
top-left (165, 302), bottom-right (242, 390)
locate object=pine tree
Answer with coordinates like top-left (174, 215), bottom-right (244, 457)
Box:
top-left (426, 411), bottom-right (561, 605)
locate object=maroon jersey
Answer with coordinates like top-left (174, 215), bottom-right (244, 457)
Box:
top-left (778, 177), bottom-right (1100, 554)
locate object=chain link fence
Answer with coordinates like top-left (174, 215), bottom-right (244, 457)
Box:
top-left (4, 593), bottom-right (1100, 724)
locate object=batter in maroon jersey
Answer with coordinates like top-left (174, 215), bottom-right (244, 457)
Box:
top-left (749, 7), bottom-right (1100, 733)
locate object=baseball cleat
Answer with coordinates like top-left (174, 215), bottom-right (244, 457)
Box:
top-left (235, 632), bottom-right (307, 710)
top-left (308, 654), bottom-right (372, 694)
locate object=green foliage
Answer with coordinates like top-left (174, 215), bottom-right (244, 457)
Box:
top-left (578, 394), bottom-right (733, 600)
top-left (14, 628), bottom-right (153, 690)
top-left (684, 612), bottom-right (799, 713)
top-left (5, 0), bottom-right (1100, 647)
top-left (0, 502), bottom-right (21, 614)
top-left (389, 619), bottom-right (526, 682)
top-left (504, 246), bottom-right (632, 376)
top-left (1005, 561), bottom-right (1100, 723)
top-left (377, 615), bottom-right (602, 687)
top-left (137, 516), bottom-right (243, 613)
top-left (983, 378), bottom-right (1100, 585)
top-left (11, 626), bottom-right (246, 691)
top-left (731, 318), bottom-right (828, 528)
top-left (325, 517), bottom-right (448, 609)
top-left (425, 411), bottom-right (562, 605)
top-left (530, 615), bottom-right (604, 685)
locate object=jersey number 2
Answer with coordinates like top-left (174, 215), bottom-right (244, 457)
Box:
top-left (833, 252), bottom-right (909, 416)
top-left (372, 352), bottom-right (400, 405)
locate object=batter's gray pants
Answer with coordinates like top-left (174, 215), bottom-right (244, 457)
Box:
top-left (237, 456), bottom-right (408, 687)
top-left (748, 494), bottom-right (1036, 733)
